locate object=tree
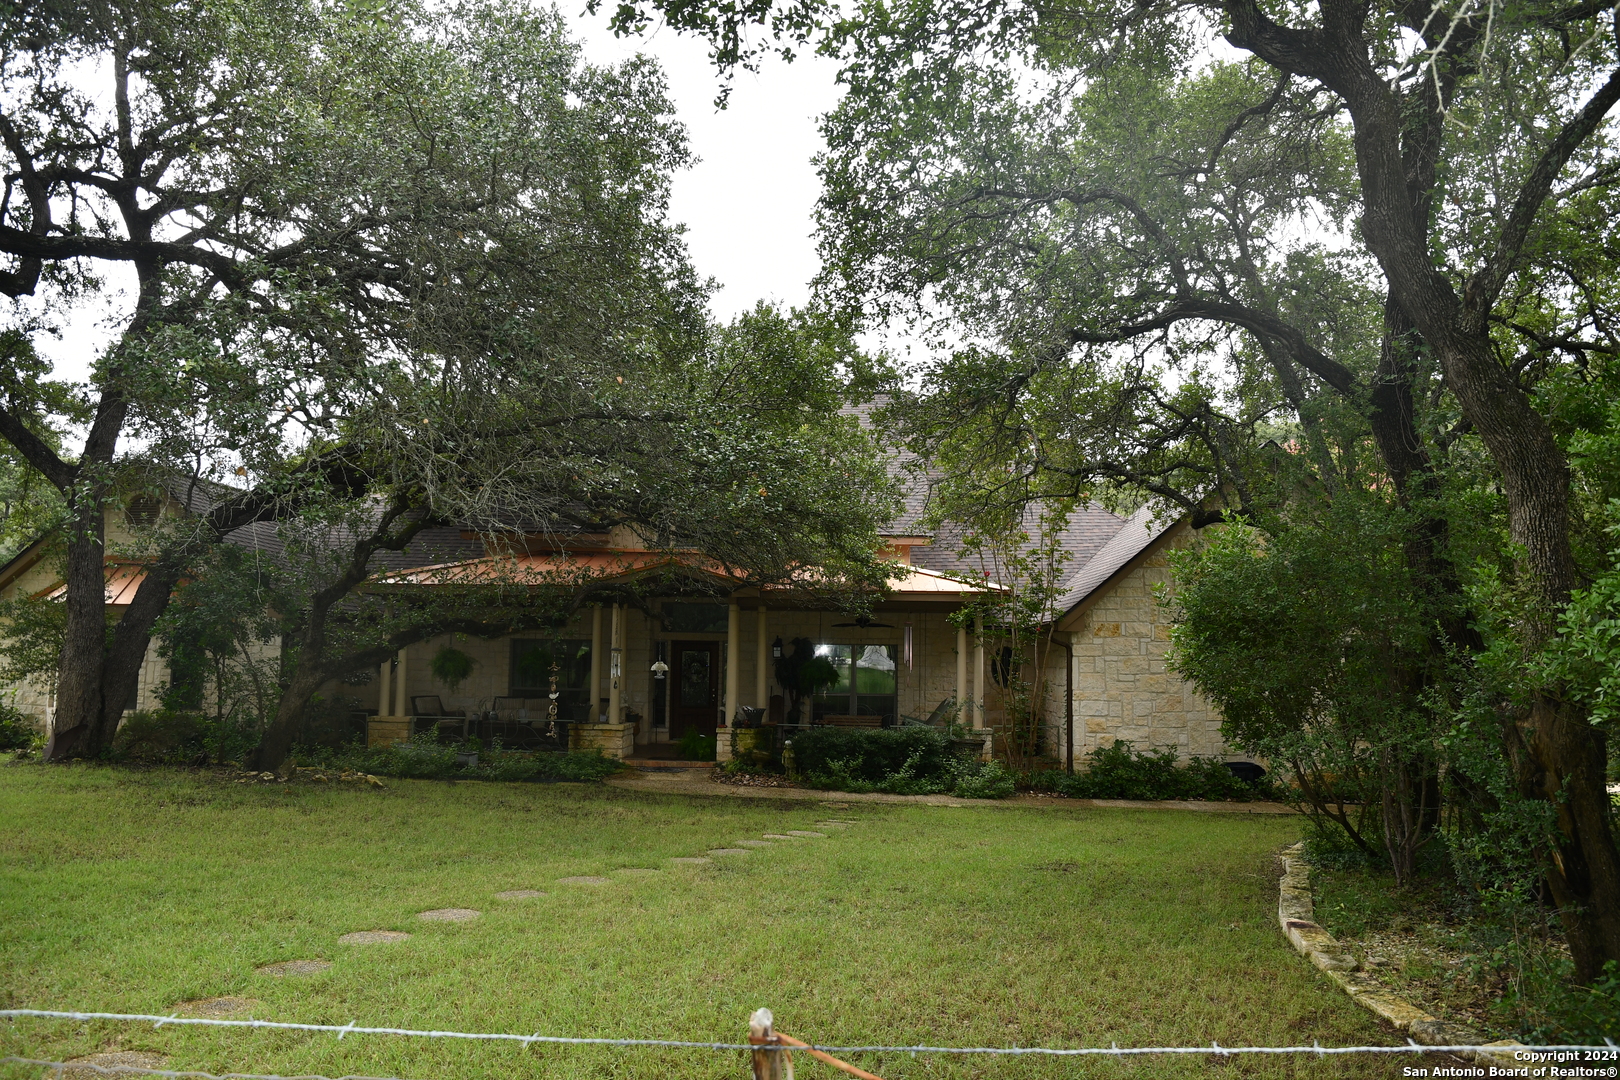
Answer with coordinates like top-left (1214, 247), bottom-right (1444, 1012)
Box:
top-left (0, 0), bottom-right (704, 757)
top-left (241, 302), bottom-right (901, 769)
top-left (593, 0), bottom-right (1620, 979)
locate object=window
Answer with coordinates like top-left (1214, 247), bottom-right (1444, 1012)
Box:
top-left (811, 644), bottom-right (898, 724)
top-left (509, 639), bottom-right (592, 720)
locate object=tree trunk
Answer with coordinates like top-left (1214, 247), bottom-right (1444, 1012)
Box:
top-left (49, 498), bottom-right (112, 759)
top-left (251, 667), bottom-right (326, 771)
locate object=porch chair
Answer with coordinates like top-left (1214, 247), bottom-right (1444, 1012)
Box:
top-left (410, 695), bottom-right (469, 741)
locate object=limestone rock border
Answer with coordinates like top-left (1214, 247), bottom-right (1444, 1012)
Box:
top-left (1277, 842), bottom-right (1526, 1067)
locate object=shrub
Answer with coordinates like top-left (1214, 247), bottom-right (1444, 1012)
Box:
top-left (789, 726), bottom-right (1013, 799)
top-left (111, 710), bottom-right (206, 761)
top-left (677, 729), bottom-right (717, 761)
top-left (0, 700), bottom-right (40, 751)
top-left (300, 732), bottom-right (622, 782)
top-left (1037, 740), bottom-right (1278, 801)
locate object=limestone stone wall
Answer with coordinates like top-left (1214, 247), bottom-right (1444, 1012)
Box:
top-left (1063, 522), bottom-right (1231, 760)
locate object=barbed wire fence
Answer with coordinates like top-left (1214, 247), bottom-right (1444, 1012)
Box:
top-left (2, 1008), bottom-right (1615, 1080)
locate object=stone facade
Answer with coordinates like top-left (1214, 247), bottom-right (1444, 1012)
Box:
top-left (1061, 521), bottom-right (1228, 760)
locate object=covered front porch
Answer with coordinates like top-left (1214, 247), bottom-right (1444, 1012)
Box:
top-left (363, 553), bottom-right (1000, 762)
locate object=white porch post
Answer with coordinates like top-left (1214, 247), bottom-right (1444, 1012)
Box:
top-left (755, 605), bottom-right (769, 708)
top-left (395, 648), bottom-right (408, 720)
top-left (720, 601), bottom-right (740, 762)
top-left (607, 603), bottom-right (623, 724)
top-left (589, 604), bottom-right (603, 721)
top-left (955, 622), bottom-right (967, 726)
top-left (972, 616), bottom-right (985, 729)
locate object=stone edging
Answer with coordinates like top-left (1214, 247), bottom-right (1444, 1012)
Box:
top-left (1277, 841), bottom-right (1527, 1067)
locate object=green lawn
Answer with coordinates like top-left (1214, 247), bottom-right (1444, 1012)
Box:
top-left (0, 764), bottom-right (1412, 1079)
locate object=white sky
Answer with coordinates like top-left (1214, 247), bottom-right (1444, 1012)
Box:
top-left (565, 11), bottom-right (846, 322)
top-left (34, 11), bottom-right (845, 388)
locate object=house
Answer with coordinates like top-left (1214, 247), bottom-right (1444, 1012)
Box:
top-left (0, 480), bottom-right (1242, 769)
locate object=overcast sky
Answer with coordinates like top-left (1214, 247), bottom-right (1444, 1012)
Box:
top-left (566, 12), bottom-right (847, 322)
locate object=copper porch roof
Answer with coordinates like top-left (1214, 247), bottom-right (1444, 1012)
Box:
top-left (368, 549), bottom-right (999, 598)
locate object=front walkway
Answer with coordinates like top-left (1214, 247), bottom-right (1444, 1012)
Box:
top-left (606, 771), bottom-right (1299, 812)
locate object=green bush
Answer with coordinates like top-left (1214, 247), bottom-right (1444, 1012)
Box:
top-left (0, 700), bottom-right (40, 751)
top-left (677, 729), bottom-right (717, 761)
top-left (300, 732), bottom-right (622, 782)
top-left (1031, 740), bottom-right (1278, 801)
top-left (790, 726), bottom-right (1012, 798)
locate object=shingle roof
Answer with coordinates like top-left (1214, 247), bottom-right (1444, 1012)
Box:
top-left (1052, 505), bottom-right (1181, 614)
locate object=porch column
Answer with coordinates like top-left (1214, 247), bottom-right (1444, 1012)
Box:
top-left (589, 604), bottom-right (603, 722)
top-left (725, 601), bottom-right (741, 723)
top-left (608, 603), bottom-right (623, 724)
top-left (755, 605), bottom-right (769, 707)
top-left (955, 622), bottom-right (967, 726)
top-left (973, 616), bottom-right (985, 729)
top-left (395, 648), bottom-right (408, 720)
top-left (379, 660), bottom-right (392, 717)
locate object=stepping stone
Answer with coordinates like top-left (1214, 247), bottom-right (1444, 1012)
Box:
top-left (62, 1052), bottom-right (168, 1078)
top-left (255, 960), bottom-right (331, 976)
top-left (417, 908), bottom-right (481, 922)
top-left (733, 840), bottom-right (773, 848)
top-left (785, 830), bottom-right (827, 838)
top-left (614, 868), bottom-right (660, 876)
top-left (816, 821), bottom-right (854, 827)
top-left (670, 857), bottom-right (712, 865)
top-left (827, 802), bottom-right (851, 808)
top-left (762, 833), bottom-right (799, 840)
top-left (174, 996), bottom-right (257, 1017)
top-left (707, 848), bottom-right (751, 856)
top-left (556, 876), bottom-right (610, 885)
top-left (494, 889), bottom-right (547, 899)
top-left (338, 930), bottom-right (411, 944)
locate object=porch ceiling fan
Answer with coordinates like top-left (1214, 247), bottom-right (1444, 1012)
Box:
top-left (831, 615), bottom-right (896, 628)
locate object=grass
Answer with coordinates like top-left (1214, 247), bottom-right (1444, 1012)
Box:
top-left (0, 762), bottom-right (1417, 1079)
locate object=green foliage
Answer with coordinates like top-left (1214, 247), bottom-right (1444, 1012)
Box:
top-left (789, 725), bottom-right (1012, 797)
top-left (677, 729), bottom-right (717, 762)
top-left (0, 699), bottom-right (39, 751)
top-left (1034, 741), bottom-right (1278, 802)
top-left (430, 646), bottom-right (476, 691)
top-left (302, 733), bottom-right (621, 783)
top-left (107, 709), bottom-right (263, 765)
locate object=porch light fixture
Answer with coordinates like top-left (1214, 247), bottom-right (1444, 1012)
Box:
top-left (771, 636), bottom-right (784, 659)
top-left (650, 659), bottom-right (669, 679)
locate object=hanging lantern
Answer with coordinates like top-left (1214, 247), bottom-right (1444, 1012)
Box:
top-left (771, 636), bottom-right (784, 659)
top-left (650, 659), bottom-right (669, 679)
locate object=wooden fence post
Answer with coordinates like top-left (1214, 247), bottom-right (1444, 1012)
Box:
top-left (749, 1007), bottom-right (792, 1080)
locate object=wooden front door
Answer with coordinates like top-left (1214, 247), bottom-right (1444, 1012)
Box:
top-left (670, 640), bottom-right (720, 740)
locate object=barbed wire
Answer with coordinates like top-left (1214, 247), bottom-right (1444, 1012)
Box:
top-left (2, 1009), bottom-right (1614, 1058)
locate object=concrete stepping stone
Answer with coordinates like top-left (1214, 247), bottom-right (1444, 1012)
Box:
top-left (556, 876), bottom-right (610, 885)
top-left (761, 833), bottom-right (799, 840)
top-left (417, 908), bottom-right (480, 922)
top-left (707, 848), bottom-right (750, 856)
top-left (815, 821), bottom-right (854, 827)
top-left (494, 889), bottom-right (547, 900)
top-left (670, 857), bottom-right (711, 865)
top-left (733, 840), bottom-right (773, 847)
top-left (614, 868), bottom-right (660, 876)
top-left (174, 996), bottom-right (257, 1016)
top-left (339, 930), bottom-right (411, 944)
top-left (63, 1051), bottom-right (168, 1078)
top-left (255, 960), bottom-right (331, 976)
top-left (785, 830), bottom-right (827, 838)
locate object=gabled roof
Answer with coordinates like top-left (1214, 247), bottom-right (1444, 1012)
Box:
top-left (1053, 506), bottom-right (1182, 619)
